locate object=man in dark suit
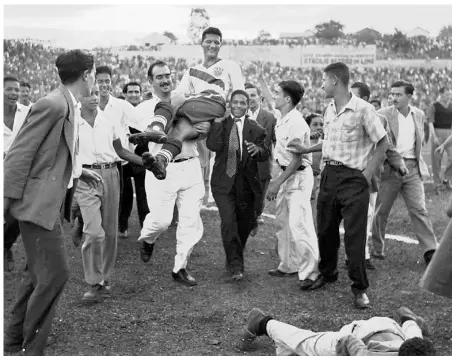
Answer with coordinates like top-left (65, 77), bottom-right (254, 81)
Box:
top-left (245, 83), bottom-right (276, 229)
top-left (207, 90), bottom-right (269, 281)
top-left (3, 50), bottom-right (101, 355)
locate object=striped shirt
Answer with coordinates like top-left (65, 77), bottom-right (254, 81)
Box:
top-left (175, 59), bottom-right (244, 100)
top-left (322, 94), bottom-right (386, 171)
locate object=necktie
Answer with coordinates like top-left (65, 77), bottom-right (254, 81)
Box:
top-left (226, 117), bottom-right (240, 178)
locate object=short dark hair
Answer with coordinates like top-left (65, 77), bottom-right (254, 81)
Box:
top-left (230, 89), bottom-right (249, 104)
top-left (391, 81), bottom-right (414, 95)
top-left (4, 76), bottom-right (19, 84)
top-left (439, 87), bottom-right (450, 94)
top-left (55, 49), bottom-right (95, 85)
top-left (123, 81), bottom-right (142, 94)
top-left (370, 98), bottom-right (381, 107)
top-left (324, 62), bottom-right (350, 87)
top-left (351, 82), bottom-right (371, 100)
top-left (20, 81), bottom-right (31, 89)
top-left (96, 65), bottom-right (112, 78)
top-left (147, 60), bottom-right (168, 80)
top-left (398, 338), bottom-right (436, 356)
top-left (278, 80), bottom-right (304, 107)
top-left (305, 113), bottom-right (322, 126)
top-left (202, 27), bottom-right (223, 42)
top-left (244, 82), bottom-right (261, 96)
top-left (117, 95), bottom-right (125, 100)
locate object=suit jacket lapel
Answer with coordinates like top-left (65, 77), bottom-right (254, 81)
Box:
top-left (241, 120), bottom-right (252, 166)
top-left (390, 107), bottom-right (399, 144)
top-left (256, 109), bottom-right (266, 127)
top-left (59, 85), bottom-right (76, 160)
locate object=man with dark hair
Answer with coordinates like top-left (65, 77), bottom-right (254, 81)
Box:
top-left (370, 98), bottom-right (382, 110)
top-left (207, 89), bottom-right (269, 281)
top-left (118, 81), bottom-right (149, 237)
top-left (123, 81), bottom-right (142, 107)
top-left (241, 306), bottom-right (434, 356)
top-left (244, 82), bottom-right (276, 229)
top-left (288, 63), bottom-right (389, 309)
top-left (130, 26), bottom-right (245, 180)
top-left (94, 66), bottom-right (144, 238)
top-left (4, 76), bottom-right (29, 272)
top-left (350, 82), bottom-right (406, 270)
top-left (265, 80), bottom-right (319, 290)
top-left (19, 81), bottom-right (34, 108)
top-left (133, 60), bottom-right (210, 286)
top-left (426, 86), bottom-right (452, 190)
top-left (3, 49), bottom-right (102, 355)
top-left (372, 81), bottom-right (438, 264)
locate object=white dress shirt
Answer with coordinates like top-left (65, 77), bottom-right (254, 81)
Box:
top-left (231, 115), bottom-right (245, 160)
top-left (4, 103), bottom-right (29, 155)
top-left (396, 109), bottom-right (416, 159)
top-left (248, 107), bottom-right (260, 122)
top-left (274, 108), bottom-right (312, 167)
top-left (99, 95), bottom-right (141, 164)
top-left (78, 110), bottom-right (120, 165)
top-left (67, 90), bottom-right (83, 188)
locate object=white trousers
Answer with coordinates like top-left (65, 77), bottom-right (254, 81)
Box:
top-left (275, 166), bottom-right (319, 281)
top-left (365, 191), bottom-right (378, 258)
top-left (139, 157), bottom-right (205, 273)
top-left (267, 317), bottom-right (423, 356)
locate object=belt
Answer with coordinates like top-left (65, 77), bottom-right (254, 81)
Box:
top-left (277, 161), bottom-right (306, 171)
top-left (324, 160), bottom-right (343, 166)
top-left (403, 157), bottom-right (417, 161)
top-left (171, 157), bottom-right (194, 163)
top-left (82, 162), bottom-right (117, 169)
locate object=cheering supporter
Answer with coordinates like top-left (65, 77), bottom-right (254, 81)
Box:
top-left (4, 40), bottom-right (451, 115)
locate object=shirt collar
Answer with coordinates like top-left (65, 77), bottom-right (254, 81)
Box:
top-left (232, 114), bottom-right (246, 123)
top-left (67, 89), bottom-right (78, 108)
top-left (279, 108), bottom-right (299, 124)
top-left (330, 92), bottom-right (358, 114)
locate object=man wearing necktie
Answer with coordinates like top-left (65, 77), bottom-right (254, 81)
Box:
top-left (207, 90), bottom-right (269, 282)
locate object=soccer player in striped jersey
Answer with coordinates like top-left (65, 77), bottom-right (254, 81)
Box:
top-left (130, 27), bottom-right (245, 180)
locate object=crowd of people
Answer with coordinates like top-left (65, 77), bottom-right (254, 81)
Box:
top-left (3, 26), bottom-right (452, 356)
top-left (4, 39), bottom-right (452, 113)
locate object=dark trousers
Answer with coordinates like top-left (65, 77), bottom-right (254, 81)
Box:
top-left (4, 218), bottom-right (70, 355)
top-left (317, 165), bottom-right (370, 292)
top-left (119, 163), bottom-right (149, 231)
top-left (213, 173), bottom-right (257, 274)
top-left (4, 211), bottom-right (20, 250)
top-left (259, 178), bottom-right (270, 216)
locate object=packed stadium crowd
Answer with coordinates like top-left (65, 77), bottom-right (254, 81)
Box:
top-left (3, 26), bottom-right (452, 356)
top-left (4, 39), bottom-right (452, 113)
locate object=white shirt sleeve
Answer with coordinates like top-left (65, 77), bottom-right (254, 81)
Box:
top-left (174, 70), bottom-right (192, 95)
top-left (121, 100), bottom-right (144, 132)
top-left (228, 60), bottom-right (245, 92)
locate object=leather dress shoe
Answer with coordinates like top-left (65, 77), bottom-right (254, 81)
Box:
top-left (142, 153), bottom-right (167, 180)
top-left (353, 291), bottom-right (370, 309)
top-left (371, 251), bottom-right (385, 260)
top-left (308, 274), bottom-right (337, 290)
top-left (241, 308), bottom-right (270, 350)
top-left (140, 241), bottom-right (155, 263)
top-left (268, 269), bottom-right (297, 277)
top-left (129, 130), bottom-right (168, 145)
top-left (172, 269), bottom-right (197, 286)
top-left (232, 272), bottom-right (244, 282)
top-left (300, 278), bottom-right (315, 291)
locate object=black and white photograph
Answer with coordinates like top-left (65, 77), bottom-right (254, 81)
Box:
top-left (3, 1), bottom-right (452, 355)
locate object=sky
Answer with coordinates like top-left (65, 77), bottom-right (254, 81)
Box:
top-left (2, 1), bottom-right (453, 49)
